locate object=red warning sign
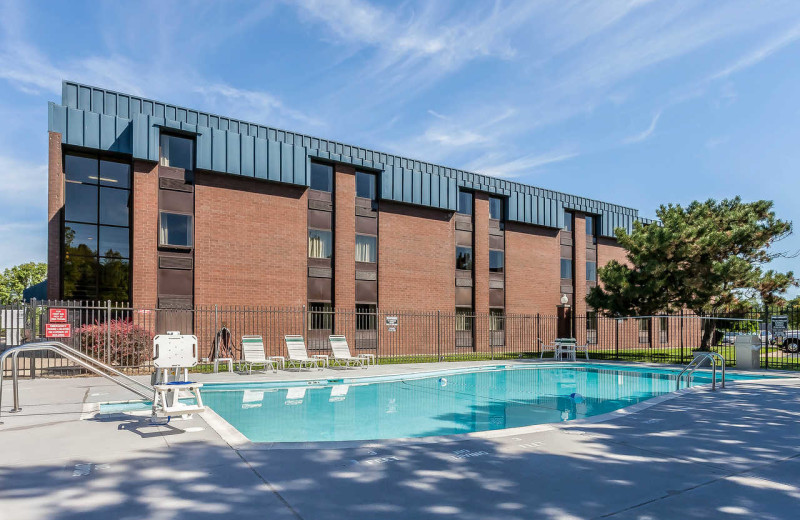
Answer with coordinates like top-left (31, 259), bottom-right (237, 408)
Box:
top-left (45, 323), bottom-right (72, 338)
top-left (49, 308), bottom-right (68, 323)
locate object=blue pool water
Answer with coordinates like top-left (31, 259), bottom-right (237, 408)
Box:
top-left (198, 364), bottom-right (768, 443)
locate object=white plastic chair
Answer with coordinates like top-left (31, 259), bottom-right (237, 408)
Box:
top-left (284, 335), bottom-right (324, 370)
top-left (240, 335), bottom-right (278, 374)
top-left (329, 335), bottom-right (368, 368)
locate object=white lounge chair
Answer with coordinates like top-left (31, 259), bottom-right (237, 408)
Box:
top-left (283, 335), bottom-right (324, 370)
top-left (240, 335), bottom-right (278, 374)
top-left (285, 386), bottom-right (306, 405)
top-left (329, 335), bottom-right (369, 368)
top-left (329, 384), bottom-right (349, 402)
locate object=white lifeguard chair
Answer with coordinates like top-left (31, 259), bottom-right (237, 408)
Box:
top-left (151, 332), bottom-right (205, 420)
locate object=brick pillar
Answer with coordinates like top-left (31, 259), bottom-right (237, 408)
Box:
top-left (474, 193), bottom-right (490, 351)
top-left (132, 160), bottom-right (159, 308)
top-left (334, 164), bottom-right (356, 312)
top-left (574, 213), bottom-right (587, 342)
top-left (47, 132), bottom-right (63, 300)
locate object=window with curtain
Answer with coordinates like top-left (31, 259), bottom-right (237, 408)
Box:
top-left (489, 309), bottom-right (505, 331)
top-left (355, 235), bottom-right (377, 263)
top-left (308, 229), bottom-right (333, 259)
top-left (159, 212), bottom-right (193, 247)
top-left (159, 134), bottom-right (194, 170)
top-left (455, 307), bottom-right (473, 331)
top-left (639, 318), bottom-right (650, 344)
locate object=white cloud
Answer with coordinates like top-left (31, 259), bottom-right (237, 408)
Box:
top-left (623, 111), bottom-right (661, 144)
top-left (711, 21), bottom-right (800, 80)
top-left (0, 155), bottom-right (47, 270)
top-left (466, 150), bottom-right (579, 178)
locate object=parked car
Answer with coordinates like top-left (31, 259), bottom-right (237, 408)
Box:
top-left (775, 330), bottom-right (800, 354)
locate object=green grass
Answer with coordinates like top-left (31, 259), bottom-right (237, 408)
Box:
top-left (187, 345), bottom-right (800, 373)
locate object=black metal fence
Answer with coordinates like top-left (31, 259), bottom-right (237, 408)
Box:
top-left (1, 300), bottom-right (798, 377)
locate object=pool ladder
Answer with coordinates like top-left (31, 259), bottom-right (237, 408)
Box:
top-left (676, 352), bottom-right (726, 391)
top-left (0, 341), bottom-right (153, 423)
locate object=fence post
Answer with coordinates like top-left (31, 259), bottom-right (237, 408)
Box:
top-left (536, 313), bottom-right (541, 354)
top-left (213, 304), bottom-right (219, 360)
top-left (680, 310), bottom-right (684, 364)
top-left (106, 300), bottom-right (111, 366)
top-left (437, 311), bottom-right (442, 362)
top-left (615, 318), bottom-right (620, 360)
top-left (302, 304), bottom-right (306, 345)
top-left (763, 304), bottom-right (770, 370)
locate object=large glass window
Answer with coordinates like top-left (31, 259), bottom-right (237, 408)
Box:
top-left (489, 250), bottom-right (504, 273)
top-left (489, 197), bottom-right (503, 220)
top-left (308, 229), bottom-right (333, 259)
top-left (586, 261), bottom-right (597, 282)
top-left (159, 213), bottom-right (193, 248)
top-left (456, 246), bottom-right (473, 270)
top-left (356, 171), bottom-right (376, 200)
top-left (560, 258), bottom-right (573, 279)
top-left (457, 190), bottom-right (473, 215)
top-left (310, 162), bottom-right (333, 192)
top-left (159, 134), bottom-right (194, 170)
top-left (355, 235), bottom-right (377, 263)
top-left (563, 211), bottom-right (573, 232)
top-left (63, 155), bottom-right (131, 301)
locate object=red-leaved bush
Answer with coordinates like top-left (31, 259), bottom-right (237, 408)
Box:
top-left (78, 320), bottom-right (152, 367)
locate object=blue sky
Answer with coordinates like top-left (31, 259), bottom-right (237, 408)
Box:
top-left (0, 0), bottom-right (799, 296)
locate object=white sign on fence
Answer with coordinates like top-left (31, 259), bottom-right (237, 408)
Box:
top-left (385, 316), bottom-right (398, 332)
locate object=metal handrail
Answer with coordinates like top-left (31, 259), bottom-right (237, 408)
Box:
top-left (0, 341), bottom-right (152, 422)
top-left (676, 352), bottom-right (726, 391)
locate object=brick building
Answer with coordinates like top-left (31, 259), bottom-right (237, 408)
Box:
top-left (46, 81), bottom-right (653, 341)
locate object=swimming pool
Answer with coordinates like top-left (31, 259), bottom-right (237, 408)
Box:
top-left (198, 364), bottom-right (767, 443)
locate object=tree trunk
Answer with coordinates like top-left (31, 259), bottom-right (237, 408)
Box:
top-left (698, 313), bottom-right (717, 351)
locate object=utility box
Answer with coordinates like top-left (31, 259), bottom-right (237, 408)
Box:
top-left (735, 335), bottom-right (761, 370)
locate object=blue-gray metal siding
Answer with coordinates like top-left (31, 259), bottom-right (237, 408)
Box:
top-left (49, 81), bottom-right (651, 236)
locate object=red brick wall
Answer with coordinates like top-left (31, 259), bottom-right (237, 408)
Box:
top-left (47, 132), bottom-right (63, 300)
top-left (597, 236), bottom-right (629, 269)
top-left (193, 172), bottom-right (307, 307)
top-left (334, 164), bottom-right (355, 311)
top-left (131, 160), bottom-right (158, 308)
top-left (378, 202), bottom-right (454, 311)
top-left (574, 213), bottom-right (588, 319)
top-left (473, 193), bottom-right (490, 315)
top-left (504, 222), bottom-right (561, 315)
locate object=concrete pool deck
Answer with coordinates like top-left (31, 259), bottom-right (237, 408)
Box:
top-left (1, 361), bottom-right (799, 519)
